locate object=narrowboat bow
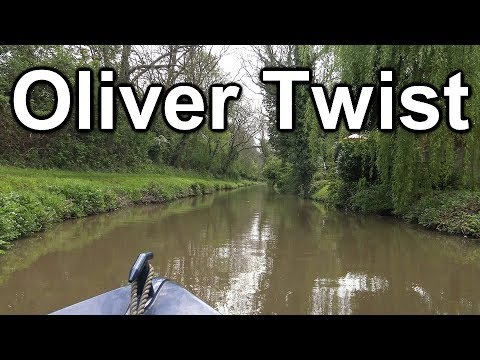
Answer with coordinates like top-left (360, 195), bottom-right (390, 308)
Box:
top-left (51, 252), bottom-right (219, 315)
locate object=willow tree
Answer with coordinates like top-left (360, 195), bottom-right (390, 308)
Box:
top-left (330, 45), bottom-right (480, 213)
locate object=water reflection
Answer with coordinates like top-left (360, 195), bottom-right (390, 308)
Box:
top-left (1, 186), bottom-right (480, 314)
top-left (312, 274), bottom-right (389, 315)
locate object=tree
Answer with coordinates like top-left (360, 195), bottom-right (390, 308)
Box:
top-left (0, 45), bottom-right (263, 179)
top-left (327, 45), bottom-right (480, 213)
top-left (250, 45), bottom-right (319, 194)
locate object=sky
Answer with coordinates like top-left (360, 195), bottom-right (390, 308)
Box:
top-left (216, 45), bottom-right (263, 108)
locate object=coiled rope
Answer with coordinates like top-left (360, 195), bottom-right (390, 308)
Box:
top-left (128, 263), bottom-right (155, 315)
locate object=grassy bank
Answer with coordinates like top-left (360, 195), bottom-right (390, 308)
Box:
top-left (311, 181), bottom-right (480, 238)
top-left (0, 166), bottom-right (257, 252)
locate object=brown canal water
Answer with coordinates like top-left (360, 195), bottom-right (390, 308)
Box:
top-left (1, 185), bottom-right (480, 314)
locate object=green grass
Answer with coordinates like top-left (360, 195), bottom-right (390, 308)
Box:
top-left (0, 166), bottom-right (257, 252)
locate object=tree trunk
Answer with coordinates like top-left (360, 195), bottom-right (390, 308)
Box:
top-left (206, 142), bottom-right (220, 171)
top-left (169, 134), bottom-right (189, 166)
top-left (119, 45), bottom-right (131, 83)
top-left (221, 145), bottom-right (237, 174)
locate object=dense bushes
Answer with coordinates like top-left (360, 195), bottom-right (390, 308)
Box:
top-left (262, 156), bottom-right (297, 193)
top-left (350, 182), bottom-right (392, 215)
top-left (256, 45), bottom-right (480, 238)
top-left (311, 135), bottom-right (480, 237)
top-left (335, 137), bottom-right (377, 183)
top-left (318, 136), bottom-right (391, 214)
top-left (0, 45), bottom-right (263, 180)
top-left (313, 179), bottom-right (392, 215)
top-left (404, 191), bottom-right (480, 237)
top-left (311, 178), bottom-right (333, 203)
top-left (0, 166), bottom-right (257, 252)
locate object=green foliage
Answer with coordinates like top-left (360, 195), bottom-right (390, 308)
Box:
top-left (0, 190), bottom-right (67, 245)
top-left (258, 45), bottom-right (480, 237)
top-left (304, 45), bottom-right (480, 227)
top-left (0, 45), bottom-right (262, 180)
top-left (404, 191), bottom-right (480, 237)
top-left (0, 166), bottom-right (257, 252)
top-left (350, 181), bottom-right (393, 214)
top-left (276, 162), bottom-right (296, 193)
top-left (262, 156), bottom-right (299, 193)
top-left (262, 156), bottom-right (282, 186)
top-left (327, 180), bottom-right (353, 208)
top-left (260, 45), bottom-right (317, 195)
top-left (311, 181), bottom-right (332, 202)
top-left (335, 137), bottom-right (377, 183)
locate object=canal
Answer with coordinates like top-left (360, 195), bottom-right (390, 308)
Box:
top-left (1, 186), bottom-right (480, 314)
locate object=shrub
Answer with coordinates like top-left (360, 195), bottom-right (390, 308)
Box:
top-left (404, 190), bottom-right (480, 237)
top-left (311, 181), bottom-right (331, 202)
top-left (351, 182), bottom-right (393, 214)
top-left (335, 136), bottom-right (377, 183)
top-left (50, 184), bottom-right (110, 217)
top-left (327, 180), bottom-right (353, 208)
top-left (0, 191), bottom-right (66, 245)
top-left (262, 156), bottom-right (297, 193)
top-left (262, 156), bottom-right (282, 186)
